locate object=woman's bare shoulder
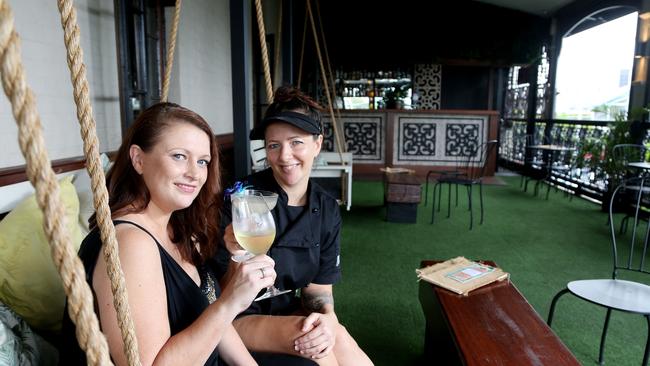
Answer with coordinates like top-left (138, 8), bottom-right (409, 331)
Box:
top-left (112, 219), bottom-right (163, 267)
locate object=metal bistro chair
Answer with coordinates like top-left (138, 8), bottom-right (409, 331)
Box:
top-left (612, 144), bottom-right (649, 233)
top-left (613, 144), bottom-right (649, 180)
top-left (520, 134), bottom-right (547, 191)
top-left (521, 134), bottom-right (576, 200)
top-left (547, 176), bottom-right (650, 366)
top-left (430, 140), bottom-right (497, 230)
top-left (542, 141), bottom-right (577, 200)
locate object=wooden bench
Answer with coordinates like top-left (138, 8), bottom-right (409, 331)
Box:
top-left (418, 260), bottom-right (580, 366)
top-left (0, 157), bottom-right (88, 217)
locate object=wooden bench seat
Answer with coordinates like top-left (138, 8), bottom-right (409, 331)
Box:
top-left (418, 260), bottom-right (580, 366)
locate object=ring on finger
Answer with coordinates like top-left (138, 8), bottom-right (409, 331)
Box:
top-left (260, 268), bottom-right (265, 278)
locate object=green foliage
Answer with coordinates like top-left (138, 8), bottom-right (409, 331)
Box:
top-left (629, 105), bottom-right (650, 122)
top-left (576, 113), bottom-right (634, 186)
top-left (591, 104), bottom-right (611, 114)
top-left (383, 84), bottom-right (409, 108)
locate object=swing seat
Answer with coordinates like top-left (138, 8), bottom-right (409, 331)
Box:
top-left (0, 157), bottom-right (112, 335)
top-left (312, 152), bottom-right (353, 211)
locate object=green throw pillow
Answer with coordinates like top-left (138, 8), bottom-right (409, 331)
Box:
top-left (0, 175), bottom-right (83, 332)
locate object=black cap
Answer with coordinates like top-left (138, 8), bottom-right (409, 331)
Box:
top-left (249, 111), bottom-right (322, 140)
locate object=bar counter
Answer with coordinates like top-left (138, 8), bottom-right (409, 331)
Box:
top-left (322, 109), bottom-right (499, 180)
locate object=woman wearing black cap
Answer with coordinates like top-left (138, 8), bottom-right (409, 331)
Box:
top-left (215, 86), bottom-right (372, 366)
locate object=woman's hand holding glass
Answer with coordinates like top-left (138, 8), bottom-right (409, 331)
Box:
top-left (229, 189), bottom-right (291, 300)
top-left (223, 224), bottom-right (248, 258)
top-left (219, 255), bottom-right (277, 313)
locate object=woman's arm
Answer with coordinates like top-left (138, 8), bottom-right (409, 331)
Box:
top-left (302, 283), bottom-right (336, 317)
top-left (217, 324), bottom-right (257, 366)
top-left (93, 225), bottom-right (274, 366)
top-left (293, 283), bottom-right (339, 359)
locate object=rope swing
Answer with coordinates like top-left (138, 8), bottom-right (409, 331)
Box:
top-left (161, 0), bottom-right (182, 102)
top-left (254, 0), bottom-right (274, 103)
top-left (312, 0), bottom-right (347, 159)
top-left (1, 0), bottom-right (148, 364)
top-left (273, 0), bottom-right (283, 90)
top-left (0, 1), bottom-right (345, 365)
top-left (297, 6), bottom-right (308, 88)
top-left (56, 0), bottom-right (141, 364)
top-left (0, 0), bottom-right (116, 364)
top-left (257, 0), bottom-right (346, 160)
top-left (306, 0), bottom-right (346, 158)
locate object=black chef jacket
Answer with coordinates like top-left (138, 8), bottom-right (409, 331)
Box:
top-left (214, 168), bottom-right (342, 316)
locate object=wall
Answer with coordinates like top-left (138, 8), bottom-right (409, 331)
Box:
top-left (0, 0), bottom-right (121, 168)
top-left (441, 66), bottom-right (491, 110)
top-left (313, 0), bottom-right (549, 69)
top-left (168, 0), bottom-right (234, 135)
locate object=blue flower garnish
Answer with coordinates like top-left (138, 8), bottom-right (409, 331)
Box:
top-left (224, 181), bottom-right (251, 198)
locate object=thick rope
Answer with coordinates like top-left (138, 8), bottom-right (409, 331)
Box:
top-left (0, 1), bottom-right (112, 365)
top-left (314, 0), bottom-right (346, 158)
top-left (273, 0), bottom-right (282, 90)
top-left (161, 0), bottom-right (182, 102)
top-left (296, 6), bottom-right (308, 88)
top-left (306, 0), bottom-right (344, 156)
top-left (254, 0), bottom-right (274, 103)
top-left (313, 0), bottom-right (347, 207)
top-left (56, 0), bottom-right (141, 364)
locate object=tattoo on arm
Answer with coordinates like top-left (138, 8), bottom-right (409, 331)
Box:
top-left (302, 291), bottom-right (334, 313)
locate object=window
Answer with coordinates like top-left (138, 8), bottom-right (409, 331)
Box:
top-left (554, 12), bottom-right (637, 120)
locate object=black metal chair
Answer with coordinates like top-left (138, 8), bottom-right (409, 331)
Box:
top-left (430, 140), bottom-right (497, 230)
top-left (425, 162), bottom-right (463, 207)
top-left (547, 177), bottom-right (650, 366)
top-left (542, 141), bottom-right (578, 200)
top-left (613, 144), bottom-right (649, 179)
top-left (522, 135), bottom-right (577, 200)
top-left (520, 134), bottom-right (553, 195)
top-left (612, 144), bottom-right (649, 233)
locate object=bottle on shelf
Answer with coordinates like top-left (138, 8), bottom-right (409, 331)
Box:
top-left (367, 80), bottom-right (375, 110)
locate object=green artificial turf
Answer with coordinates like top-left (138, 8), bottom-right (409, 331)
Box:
top-left (333, 175), bottom-right (648, 366)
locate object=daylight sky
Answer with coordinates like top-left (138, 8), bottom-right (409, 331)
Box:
top-left (555, 12), bottom-right (637, 117)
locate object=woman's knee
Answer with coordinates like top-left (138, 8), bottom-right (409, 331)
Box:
top-left (234, 315), bottom-right (307, 353)
top-left (334, 324), bottom-right (359, 351)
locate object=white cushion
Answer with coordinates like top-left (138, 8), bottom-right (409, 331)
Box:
top-left (72, 153), bottom-right (113, 234)
top-left (72, 170), bottom-right (93, 234)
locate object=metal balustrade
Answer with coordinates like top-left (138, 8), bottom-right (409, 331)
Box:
top-left (499, 118), bottom-right (611, 201)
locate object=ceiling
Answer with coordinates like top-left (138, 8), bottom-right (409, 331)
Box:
top-left (474, 0), bottom-right (577, 16)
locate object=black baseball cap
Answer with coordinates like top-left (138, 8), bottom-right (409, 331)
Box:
top-left (249, 111), bottom-right (322, 140)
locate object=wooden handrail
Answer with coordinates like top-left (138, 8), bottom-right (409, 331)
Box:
top-left (0, 156), bottom-right (87, 187)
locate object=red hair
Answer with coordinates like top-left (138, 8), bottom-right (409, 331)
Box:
top-left (89, 102), bottom-right (222, 265)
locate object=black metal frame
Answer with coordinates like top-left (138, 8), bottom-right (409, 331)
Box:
top-left (428, 140), bottom-right (498, 230)
top-left (499, 117), bottom-right (619, 203)
top-left (547, 177), bottom-right (650, 366)
top-left (230, 0), bottom-right (253, 179)
top-left (114, 0), bottom-right (165, 132)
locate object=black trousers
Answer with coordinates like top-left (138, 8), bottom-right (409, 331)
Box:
top-left (251, 352), bottom-right (318, 366)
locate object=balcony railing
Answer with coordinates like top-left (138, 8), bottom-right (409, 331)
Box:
top-left (499, 118), bottom-right (611, 201)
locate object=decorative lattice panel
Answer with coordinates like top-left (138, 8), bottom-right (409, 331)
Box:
top-left (322, 114), bottom-right (384, 163)
top-left (393, 114), bottom-right (488, 166)
top-left (413, 64), bottom-right (442, 110)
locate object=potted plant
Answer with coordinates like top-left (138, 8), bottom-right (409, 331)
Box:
top-left (383, 84), bottom-right (409, 109)
top-left (576, 109), bottom-right (648, 210)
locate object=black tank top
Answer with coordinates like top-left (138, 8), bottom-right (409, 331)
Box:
top-left (59, 220), bottom-right (220, 365)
